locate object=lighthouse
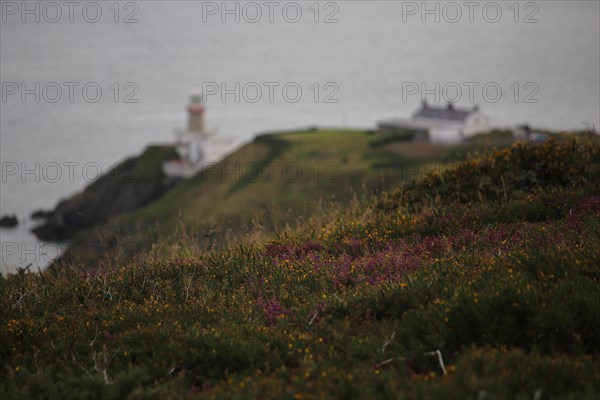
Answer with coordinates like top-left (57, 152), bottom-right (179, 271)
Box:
top-left (176, 92), bottom-right (209, 165)
top-left (162, 92), bottom-right (215, 178)
top-left (162, 91), bottom-right (238, 179)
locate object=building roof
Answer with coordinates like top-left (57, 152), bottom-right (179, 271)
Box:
top-left (413, 102), bottom-right (477, 122)
top-left (377, 118), bottom-right (432, 131)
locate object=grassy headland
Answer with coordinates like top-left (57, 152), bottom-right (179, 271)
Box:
top-left (54, 129), bottom-right (488, 266)
top-left (3, 134), bottom-right (600, 398)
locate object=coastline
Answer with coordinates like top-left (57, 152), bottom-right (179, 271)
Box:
top-left (1, 136), bottom-right (244, 275)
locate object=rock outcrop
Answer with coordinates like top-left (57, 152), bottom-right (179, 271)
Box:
top-left (32, 146), bottom-right (179, 241)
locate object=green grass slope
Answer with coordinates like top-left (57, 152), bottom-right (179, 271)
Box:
top-left (115, 129), bottom-right (482, 232)
top-left (60, 129), bottom-right (484, 265)
top-left (2, 136), bottom-right (599, 399)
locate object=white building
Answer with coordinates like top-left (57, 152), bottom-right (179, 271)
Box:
top-left (378, 101), bottom-right (490, 143)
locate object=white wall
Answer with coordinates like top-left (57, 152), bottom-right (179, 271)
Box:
top-left (463, 112), bottom-right (491, 137)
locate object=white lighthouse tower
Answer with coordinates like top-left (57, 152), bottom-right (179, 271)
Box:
top-left (162, 91), bottom-right (240, 179)
top-left (163, 92), bottom-right (215, 178)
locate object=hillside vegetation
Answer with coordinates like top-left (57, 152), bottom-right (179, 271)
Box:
top-left (2, 136), bottom-right (600, 399)
top-left (33, 145), bottom-right (178, 241)
top-left (57, 129), bottom-right (484, 266)
top-left (103, 129), bottom-right (486, 235)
